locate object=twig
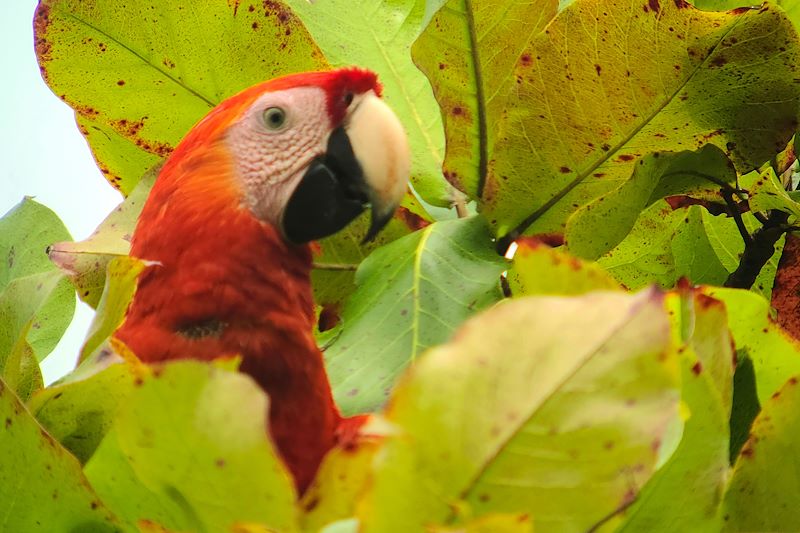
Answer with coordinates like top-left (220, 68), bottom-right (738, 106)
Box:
top-left (312, 262), bottom-right (358, 271)
top-left (724, 210), bottom-right (790, 290)
top-left (721, 188), bottom-right (753, 245)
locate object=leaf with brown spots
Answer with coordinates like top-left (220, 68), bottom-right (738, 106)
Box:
top-left (360, 289), bottom-right (681, 532)
top-left (722, 375), bottom-right (800, 531)
top-left (0, 376), bottom-right (120, 531)
top-left (34, 0), bottom-right (328, 194)
top-left (507, 237), bottom-right (622, 296)
top-left (84, 361), bottom-right (297, 532)
top-left (618, 290), bottom-right (733, 531)
top-left (415, 0), bottom-right (800, 241)
top-left (703, 286), bottom-right (800, 402)
top-left (411, 0), bottom-right (558, 199)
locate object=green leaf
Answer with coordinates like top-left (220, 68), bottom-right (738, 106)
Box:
top-left (0, 199), bottom-right (76, 398)
top-left (0, 377), bottom-right (121, 532)
top-left (35, 0), bottom-right (328, 193)
top-left (288, 0), bottom-right (451, 206)
top-left (411, 0), bottom-right (558, 199)
top-left (670, 207), bottom-right (730, 286)
top-left (507, 238), bottom-right (621, 296)
top-left (324, 216), bottom-right (507, 415)
top-left (312, 194), bottom-right (433, 310)
top-left (722, 375), bottom-right (800, 532)
top-left (618, 291), bottom-right (733, 531)
top-left (418, 0), bottom-right (800, 239)
top-left (359, 289), bottom-right (681, 532)
top-left (49, 171), bottom-right (155, 308)
top-left (748, 166), bottom-right (800, 220)
top-left (704, 287), bottom-right (800, 402)
top-left (598, 203), bottom-right (732, 289)
top-left (29, 362), bottom-right (137, 464)
top-left (84, 361), bottom-right (297, 533)
top-left (80, 257), bottom-right (147, 363)
top-left (566, 145), bottom-right (735, 260)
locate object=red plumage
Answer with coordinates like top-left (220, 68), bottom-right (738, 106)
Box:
top-left (115, 69), bottom-right (380, 493)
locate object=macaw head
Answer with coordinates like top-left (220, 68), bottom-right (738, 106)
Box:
top-left (160, 67), bottom-right (410, 244)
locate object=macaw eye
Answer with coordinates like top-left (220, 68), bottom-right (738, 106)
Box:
top-left (262, 107), bottom-right (287, 130)
top-left (343, 92), bottom-right (354, 106)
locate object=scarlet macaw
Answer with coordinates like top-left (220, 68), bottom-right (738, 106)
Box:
top-left (114, 68), bottom-right (410, 493)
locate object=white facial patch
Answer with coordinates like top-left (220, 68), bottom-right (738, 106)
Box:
top-left (226, 86), bottom-right (331, 225)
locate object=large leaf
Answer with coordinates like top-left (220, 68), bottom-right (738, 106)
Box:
top-left (411, 0), bottom-right (559, 198)
top-left (323, 216), bottom-right (507, 415)
top-left (703, 287), bottom-right (800, 402)
top-left (83, 361), bottom-right (297, 532)
top-left (722, 375), bottom-right (800, 531)
top-left (35, 0), bottom-right (328, 194)
top-left (618, 291), bottom-right (733, 531)
top-left (0, 199), bottom-right (75, 399)
top-left (288, 0), bottom-right (451, 205)
top-left (48, 170), bottom-right (155, 308)
top-left (416, 0), bottom-right (800, 239)
top-left (359, 289), bottom-right (681, 532)
top-left (0, 377), bottom-right (120, 532)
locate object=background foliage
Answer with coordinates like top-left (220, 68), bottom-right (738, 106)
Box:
top-left (3, 0), bottom-right (800, 530)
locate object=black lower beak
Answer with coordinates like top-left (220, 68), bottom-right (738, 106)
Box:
top-left (282, 127), bottom-right (391, 244)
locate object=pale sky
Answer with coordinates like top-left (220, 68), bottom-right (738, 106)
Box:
top-left (0, 1), bottom-right (122, 383)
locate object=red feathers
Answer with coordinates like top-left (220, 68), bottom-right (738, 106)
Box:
top-left (115, 68), bottom-right (378, 493)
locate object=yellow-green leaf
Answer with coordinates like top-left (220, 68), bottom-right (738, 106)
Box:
top-left (508, 238), bottom-right (621, 296)
top-left (35, 0), bottom-right (328, 193)
top-left (84, 361), bottom-right (297, 532)
top-left (722, 375), bottom-right (800, 531)
top-left (360, 289), bottom-right (680, 532)
top-left (411, 0), bottom-right (558, 199)
top-left (0, 377), bottom-right (121, 531)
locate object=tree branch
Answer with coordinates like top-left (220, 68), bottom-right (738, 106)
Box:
top-left (724, 210), bottom-right (790, 290)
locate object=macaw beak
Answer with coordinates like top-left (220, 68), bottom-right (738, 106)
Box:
top-left (281, 91), bottom-right (410, 244)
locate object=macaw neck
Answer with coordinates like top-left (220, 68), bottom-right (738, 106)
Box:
top-left (115, 144), bottom-right (341, 493)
